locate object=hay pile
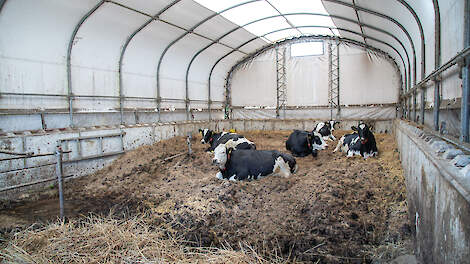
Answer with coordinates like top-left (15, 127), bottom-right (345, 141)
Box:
top-left (0, 130), bottom-right (412, 263)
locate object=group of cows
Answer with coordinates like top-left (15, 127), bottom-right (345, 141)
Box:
top-left (198, 121), bottom-right (378, 181)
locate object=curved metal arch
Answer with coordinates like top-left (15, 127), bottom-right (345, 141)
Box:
top-left (117, 0), bottom-right (181, 124)
top-left (66, 0), bottom-right (106, 128)
top-left (394, 0), bottom-right (426, 122)
top-left (212, 28), bottom-right (406, 118)
top-left (203, 14), bottom-right (412, 110)
top-left (185, 12), bottom-right (411, 117)
top-left (155, 0), bottom-right (262, 121)
top-left (188, 12), bottom-right (412, 120)
top-left (323, 0), bottom-right (417, 87)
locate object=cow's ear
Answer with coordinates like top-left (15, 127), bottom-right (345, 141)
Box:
top-left (198, 129), bottom-right (203, 133)
top-left (351, 126), bottom-right (358, 131)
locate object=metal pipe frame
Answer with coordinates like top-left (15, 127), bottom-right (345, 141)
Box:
top-left (27, 0), bottom-right (432, 128)
top-left (352, 0), bottom-right (367, 45)
top-left (66, 0), bottom-right (106, 129)
top-left (214, 19), bottom-right (409, 110)
top-left (0, 0), bottom-right (6, 13)
top-left (323, 0), bottom-right (417, 89)
top-left (203, 13), bottom-right (411, 116)
top-left (395, 0), bottom-right (426, 123)
top-left (433, 0), bottom-right (441, 131)
top-left (221, 33), bottom-right (404, 116)
top-left (462, 0), bottom-right (470, 142)
top-left (156, 0), bottom-right (260, 122)
top-left (117, 0), bottom-right (182, 125)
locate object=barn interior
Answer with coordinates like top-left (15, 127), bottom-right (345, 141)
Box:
top-left (0, 0), bottom-right (469, 263)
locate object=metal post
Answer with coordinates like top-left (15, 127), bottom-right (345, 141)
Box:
top-left (55, 145), bottom-right (64, 220)
top-left (186, 133), bottom-right (192, 155)
top-left (433, 0), bottom-right (441, 131)
top-left (462, 0), bottom-right (470, 142)
top-left (420, 88), bottom-right (425, 124)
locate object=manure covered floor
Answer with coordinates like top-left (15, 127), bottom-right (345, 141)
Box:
top-left (0, 130), bottom-right (412, 263)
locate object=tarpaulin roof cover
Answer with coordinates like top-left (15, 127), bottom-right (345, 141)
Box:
top-left (0, 0), bottom-right (465, 123)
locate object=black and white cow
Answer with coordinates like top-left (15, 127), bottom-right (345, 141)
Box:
top-left (333, 122), bottom-right (378, 159)
top-left (199, 129), bottom-right (255, 151)
top-left (212, 142), bottom-right (297, 181)
top-left (314, 120), bottom-right (340, 142)
top-left (285, 130), bottom-right (325, 158)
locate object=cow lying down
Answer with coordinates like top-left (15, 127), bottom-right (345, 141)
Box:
top-left (314, 120), bottom-right (339, 142)
top-left (213, 139), bottom-right (297, 181)
top-left (199, 128), bottom-right (255, 151)
top-left (286, 130), bottom-right (325, 157)
top-left (333, 123), bottom-right (378, 159)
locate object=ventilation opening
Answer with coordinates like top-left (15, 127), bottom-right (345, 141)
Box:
top-left (290, 41), bottom-right (324, 57)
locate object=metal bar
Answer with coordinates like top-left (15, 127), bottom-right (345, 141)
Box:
top-left (0, 162), bottom-right (56, 174)
top-left (0, 174), bottom-right (74, 193)
top-left (0, 150), bottom-right (34, 156)
top-left (59, 132), bottom-right (125, 142)
top-left (156, 0), bottom-right (260, 122)
top-left (462, 0), bottom-right (470, 142)
top-left (0, 151), bottom-right (71, 162)
top-left (66, 0), bottom-right (106, 128)
top-left (209, 13), bottom-right (411, 106)
top-left (324, 0), bottom-right (416, 89)
top-left (0, 0), bottom-right (6, 13)
top-left (108, 0), bottom-right (243, 54)
top-left (218, 28), bottom-right (407, 112)
top-left (55, 146), bottom-right (64, 220)
top-left (117, 0), bottom-right (182, 125)
top-left (265, 0), bottom-right (303, 35)
top-left (433, 0), bottom-right (441, 131)
top-left (395, 0), bottom-right (426, 123)
top-left (40, 113), bottom-right (47, 130)
top-left (352, 0), bottom-right (367, 45)
top-left (62, 150), bottom-right (124, 164)
top-left (402, 47), bottom-right (470, 99)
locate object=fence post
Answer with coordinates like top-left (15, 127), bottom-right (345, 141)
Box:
top-left (55, 145), bottom-right (64, 220)
top-left (187, 132), bottom-right (192, 155)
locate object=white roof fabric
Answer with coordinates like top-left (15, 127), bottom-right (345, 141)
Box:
top-left (0, 0), bottom-right (464, 112)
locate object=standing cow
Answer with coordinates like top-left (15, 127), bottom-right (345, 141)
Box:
top-left (333, 122), bottom-right (378, 158)
top-left (212, 142), bottom-right (297, 181)
top-left (199, 129), bottom-right (255, 151)
top-left (285, 130), bottom-right (325, 157)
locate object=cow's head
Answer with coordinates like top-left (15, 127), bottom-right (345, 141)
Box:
top-left (351, 123), bottom-right (372, 144)
top-left (212, 144), bottom-right (233, 169)
top-left (307, 132), bottom-right (324, 157)
top-left (199, 128), bottom-right (213, 144)
top-left (329, 120), bottom-right (340, 131)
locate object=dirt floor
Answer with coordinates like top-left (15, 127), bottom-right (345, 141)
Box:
top-left (0, 130), bottom-right (412, 263)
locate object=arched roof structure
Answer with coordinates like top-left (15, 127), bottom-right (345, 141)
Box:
top-left (0, 0), bottom-right (468, 141)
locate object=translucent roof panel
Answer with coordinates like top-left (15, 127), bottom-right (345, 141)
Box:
top-left (193, 0), bottom-right (340, 43)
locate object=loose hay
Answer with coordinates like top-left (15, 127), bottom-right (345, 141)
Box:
top-left (0, 130), bottom-right (412, 263)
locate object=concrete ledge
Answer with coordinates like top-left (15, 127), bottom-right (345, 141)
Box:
top-left (395, 119), bottom-right (470, 264)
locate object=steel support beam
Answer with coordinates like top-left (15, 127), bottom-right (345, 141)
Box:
top-left (328, 40), bottom-right (340, 119)
top-left (395, 0), bottom-right (426, 124)
top-left (221, 34), bottom-right (404, 117)
top-left (462, 0), bottom-right (470, 142)
top-left (323, 0), bottom-right (416, 91)
top-left (433, 0), bottom-right (441, 131)
top-left (275, 46), bottom-right (287, 119)
top-left (156, 1), bottom-right (259, 122)
top-left (117, 0), bottom-right (181, 125)
top-left (66, 0), bottom-right (106, 128)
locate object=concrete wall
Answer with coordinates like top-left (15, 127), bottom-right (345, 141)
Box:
top-left (395, 119), bottom-right (470, 264)
top-left (1, 118), bottom-right (392, 199)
